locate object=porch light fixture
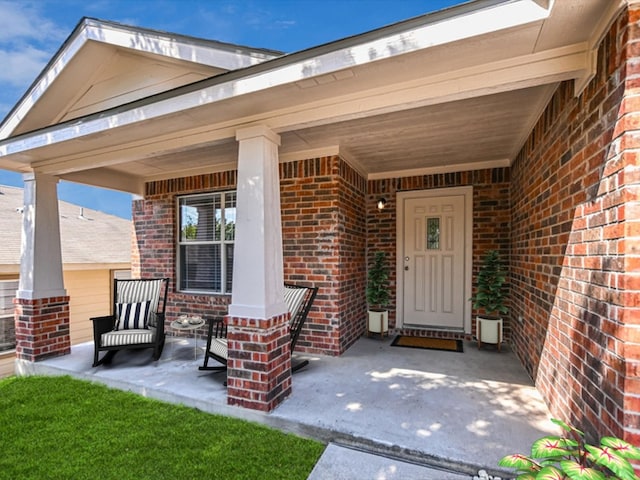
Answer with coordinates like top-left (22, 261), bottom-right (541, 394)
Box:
top-left (377, 198), bottom-right (387, 210)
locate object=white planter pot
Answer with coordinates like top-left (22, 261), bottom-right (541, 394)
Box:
top-left (476, 316), bottom-right (503, 351)
top-left (367, 310), bottom-right (388, 338)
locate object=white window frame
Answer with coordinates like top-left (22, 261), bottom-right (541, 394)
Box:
top-left (177, 191), bottom-right (235, 294)
top-left (0, 279), bottom-right (18, 352)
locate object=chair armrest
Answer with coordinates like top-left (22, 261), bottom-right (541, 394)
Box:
top-left (91, 315), bottom-right (116, 342)
top-left (203, 317), bottom-right (226, 358)
top-left (155, 312), bottom-right (165, 330)
top-left (155, 313), bottom-right (166, 343)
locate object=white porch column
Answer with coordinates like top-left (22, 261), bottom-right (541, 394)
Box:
top-left (226, 125), bottom-right (291, 412)
top-left (229, 125), bottom-right (286, 319)
top-left (17, 173), bottom-right (66, 300)
top-left (14, 172), bottom-right (69, 364)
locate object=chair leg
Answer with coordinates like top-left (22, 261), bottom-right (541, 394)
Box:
top-left (152, 337), bottom-right (165, 361)
top-left (103, 350), bottom-right (117, 365)
top-left (198, 365), bottom-right (227, 371)
top-left (94, 350), bottom-right (117, 367)
top-left (292, 359), bottom-right (309, 373)
top-left (198, 354), bottom-right (227, 371)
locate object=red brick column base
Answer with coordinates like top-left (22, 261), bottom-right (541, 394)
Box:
top-left (226, 313), bottom-right (292, 412)
top-left (14, 296), bottom-right (70, 362)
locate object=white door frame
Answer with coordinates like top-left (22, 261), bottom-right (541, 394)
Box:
top-left (396, 186), bottom-right (473, 334)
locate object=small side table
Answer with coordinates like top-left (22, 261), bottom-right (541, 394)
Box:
top-left (170, 316), bottom-right (205, 359)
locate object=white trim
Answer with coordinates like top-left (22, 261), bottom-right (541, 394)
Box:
top-left (61, 169), bottom-right (145, 196)
top-left (12, 40), bottom-right (591, 178)
top-left (280, 145), bottom-right (340, 163)
top-left (340, 148), bottom-right (370, 179)
top-left (368, 159), bottom-right (510, 181)
top-left (17, 173), bottom-right (67, 300)
top-left (228, 125), bottom-right (286, 320)
top-left (574, 0), bottom-right (626, 95)
top-left (395, 186), bottom-right (473, 334)
top-left (0, 19), bottom-right (280, 141)
top-left (142, 162), bottom-right (238, 184)
top-left (176, 191), bottom-right (236, 295)
top-left (0, 1), bottom-right (559, 166)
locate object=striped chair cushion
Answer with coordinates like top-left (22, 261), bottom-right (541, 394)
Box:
top-left (115, 301), bottom-right (151, 330)
top-left (116, 279), bottom-right (164, 327)
top-left (208, 338), bottom-right (228, 360)
top-left (284, 286), bottom-right (307, 322)
top-left (101, 327), bottom-right (156, 347)
top-left (206, 288), bottom-right (308, 364)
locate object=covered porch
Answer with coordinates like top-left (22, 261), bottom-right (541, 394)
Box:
top-left (1, 0), bottom-right (639, 448)
top-left (20, 335), bottom-right (555, 478)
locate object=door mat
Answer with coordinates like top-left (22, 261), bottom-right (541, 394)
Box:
top-left (390, 335), bottom-right (463, 353)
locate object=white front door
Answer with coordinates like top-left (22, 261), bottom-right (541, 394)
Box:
top-left (399, 188), bottom-right (470, 330)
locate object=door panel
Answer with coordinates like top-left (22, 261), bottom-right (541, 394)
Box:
top-left (403, 195), bottom-right (465, 329)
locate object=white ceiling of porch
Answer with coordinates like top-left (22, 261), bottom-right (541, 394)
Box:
top-left (0, 0), bottom-right (622, 194)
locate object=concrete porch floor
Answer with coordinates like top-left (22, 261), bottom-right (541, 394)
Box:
top-left (17, 335), bottom-right (556, 478)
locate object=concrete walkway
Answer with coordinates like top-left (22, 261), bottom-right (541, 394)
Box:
top-left (18, 336), bottom-right (557, 479)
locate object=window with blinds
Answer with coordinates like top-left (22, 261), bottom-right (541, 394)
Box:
top-left (177, 192), bottom-right (236, 293)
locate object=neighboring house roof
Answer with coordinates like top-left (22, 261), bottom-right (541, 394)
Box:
top-left (0, 0), bottom-right (622, 194)
top-left (0, 185), bottom-right (131, 273)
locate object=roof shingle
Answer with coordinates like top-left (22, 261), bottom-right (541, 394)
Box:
top-left (0, 185), bottom-right (131, 269)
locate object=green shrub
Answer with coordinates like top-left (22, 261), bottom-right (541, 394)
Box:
top-left (471, 250), bottom-right (508, 317)
top-left (499, 418), bottom-right (640, 480)
top-left (366, 251), bottom-right (390, 309)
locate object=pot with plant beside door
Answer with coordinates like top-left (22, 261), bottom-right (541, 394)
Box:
top-left (366, 251), bottom-right (390, 339)
top-left (471, 250), bottom-right (508, 351)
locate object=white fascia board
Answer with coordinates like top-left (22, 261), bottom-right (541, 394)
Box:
top-left (0, 28), bottom-right (87, 141)
top-left (368, 158), bottom-right (512, 180)
top-left (0, 19), bottom-right (279, 142)
top-left (19, 41), bottom-right (589, 178)
top-left (141, 161), bottom-right (238, 184)
top-left (0, 0), bottom-right (551, 160)
top-left (61, 168), bottom-right (145, 196)
top-left (279, 145), bottom-right (340, 163)
top-left (82, 20), bottom-right (279, 70)
top-left (574, 0), bottom-right (626, 95)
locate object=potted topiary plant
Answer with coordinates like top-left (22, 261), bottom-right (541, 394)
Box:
top-left (471, 249), bottom-right (508, 351)
top-left (366, 251), bottom-right (390, 339)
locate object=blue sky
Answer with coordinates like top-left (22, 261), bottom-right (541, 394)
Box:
top-left (0, 0), bottom-right (464, 219)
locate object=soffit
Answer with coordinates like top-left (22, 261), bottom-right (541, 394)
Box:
top-left (1, 18), bottom-right (283, 139)
top-left (12, 42), bottom-right (226, 136)
top-left (0, 0), bottom-right (620, 193)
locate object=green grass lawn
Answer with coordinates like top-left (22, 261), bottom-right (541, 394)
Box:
top-left (0, 376), bottom-right (325, 480)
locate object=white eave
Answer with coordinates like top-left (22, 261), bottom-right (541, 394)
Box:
top-left (0, 0), bottom-right (626, 191)
top-left (0, 17), bottom-right (283, 140)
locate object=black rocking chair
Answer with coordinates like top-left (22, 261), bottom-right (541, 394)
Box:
top-left (91, 278), bottom-right (169, 367)
top-left (199, 283), bottom-right (318, 373)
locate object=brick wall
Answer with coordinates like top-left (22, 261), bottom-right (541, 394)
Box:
top-left (14, 296), bottom-right (70, 361)
top-left (280, 156), bottom-right (367, 355)
top-left (511, 6), bottom-right (640, 443)
top-left (136, 173), bottom-right (238, 338)
top-left (336, 160), bottom-right (368, 351)
top-left (367, 169), bottom-right (511, 340)
top-left (140, 156), bottom-right (366, 356)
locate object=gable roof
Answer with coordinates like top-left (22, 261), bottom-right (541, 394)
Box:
top-left (0, 185), bottom-right (131, 273)
top-left (0, 0), bottom-right (624, 194)
top-left (0, 17), bottom-right (283, 140)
